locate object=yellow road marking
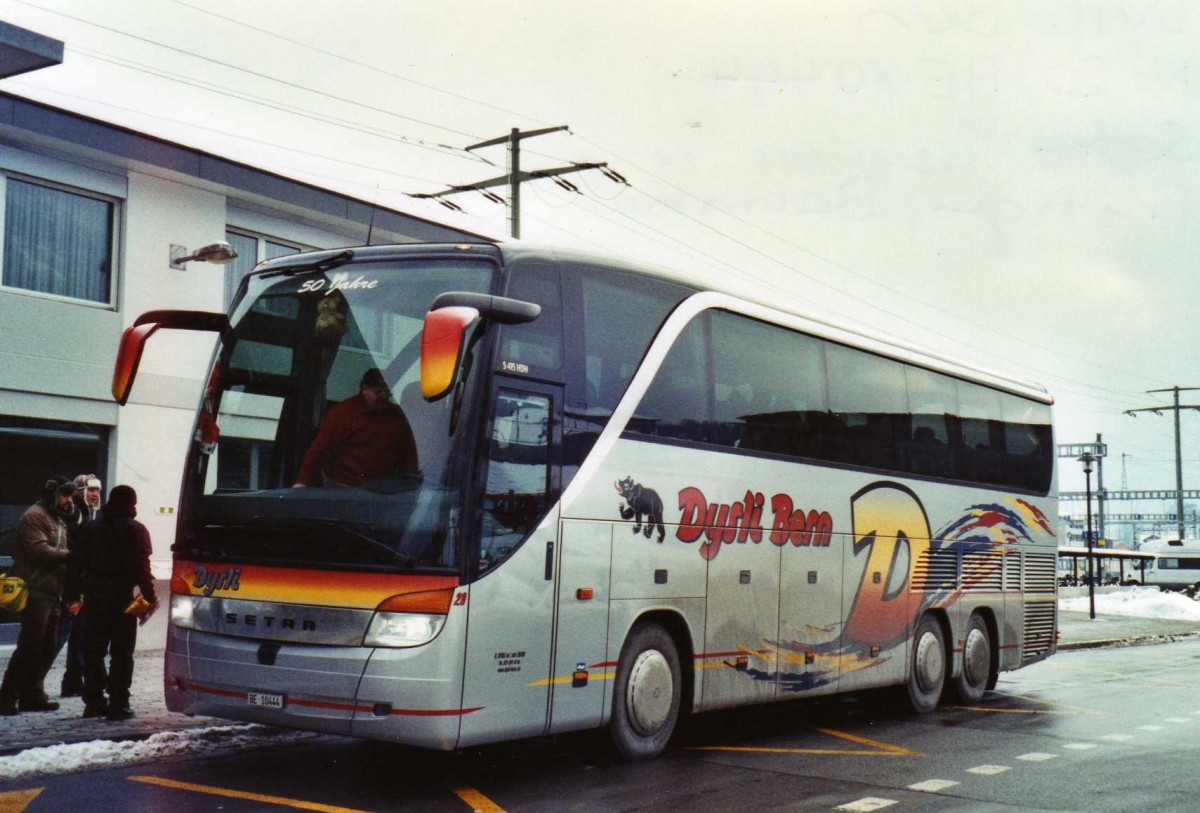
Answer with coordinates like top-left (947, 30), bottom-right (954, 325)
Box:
top-left (0, 788), bottom-right (43, 813)
top-left (447, 777), bottom-right (507, 812)
top-left (815, 728), bottom-right (921, 756)
top-left (129, 776), bottom-right (372, 812)
top-left (691, 727), bottom-right (919, 757)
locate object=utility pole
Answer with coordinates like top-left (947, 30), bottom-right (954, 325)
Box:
top-left (412, 125), bottom-right (624, 238)
top-left (1125, 386), bottom-right (1200, 542)
top-left (1095, 433), bottom-right (1105, 541)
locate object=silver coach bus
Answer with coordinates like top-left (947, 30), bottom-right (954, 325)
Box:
top-left (113, 243), bottom-right (1058, 760)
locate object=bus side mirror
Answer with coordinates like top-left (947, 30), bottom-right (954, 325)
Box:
top-left (420, 293), bottom-right (541, 402)
top-left (421, 306), bottom-right (481, 401)
top-left (112, 310), bottom-right (227, 405)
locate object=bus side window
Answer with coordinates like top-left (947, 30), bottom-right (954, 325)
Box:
top-left (479, 390), bottom-right (551, 574)
top-left (710, 311), bottom-right (829, 459)
top-left (499, 261), bottom-right (563, 380)
top-left (636, 314), bottom-right (710, 441)
top-left (561, 266), bottom-right (693, 469)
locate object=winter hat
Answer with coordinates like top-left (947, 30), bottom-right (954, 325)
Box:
top-left (107, 485), bottom-right (138, 512)
top-left (73, 474), bottom-right (102, 491)
top-left (360, 367), bottom-right (388, 389)
top-left (42, 475), bottom-right (77, 503)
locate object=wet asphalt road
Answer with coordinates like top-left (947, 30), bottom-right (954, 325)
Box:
top-left (6, 637), bottom-right (1199, 812)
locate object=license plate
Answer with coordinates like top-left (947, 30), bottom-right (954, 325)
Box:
top-left (247, 691), bottom-right (285, 709)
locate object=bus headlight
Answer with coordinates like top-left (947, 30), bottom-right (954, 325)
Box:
top-left (170, 594), bottom-right (199, 629)
top-left (364, 588), bottom-right (456, 648)
top-left (364, 611), bottom-right (446, 647)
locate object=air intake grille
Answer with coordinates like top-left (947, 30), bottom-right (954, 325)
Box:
top-left (962, 551), bottom-right (1003, 592)
top-left (1003, 552), bottom-right (1020, 591)
top-left (1023, 553), bottom-right (1058, 594)
top-left (912, 549), bottom-right (957, 591)
top-left (1022, 600), bottom-right (1056, 662)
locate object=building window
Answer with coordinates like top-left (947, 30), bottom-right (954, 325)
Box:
top-left (223, 229), bottom-right (308, 308)
top-left (1, 176), bottom-right (116, 304)
top-left (0, 417), bottom-right (108, 532)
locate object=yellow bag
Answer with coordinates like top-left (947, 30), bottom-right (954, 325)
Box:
top-left (124, 594), bottom-right (152, 618)
top-left (0, 574), bottom-right (28, 613)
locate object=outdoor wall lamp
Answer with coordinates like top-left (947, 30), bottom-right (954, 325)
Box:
top-left (170, 241), bottom-right (238, 269)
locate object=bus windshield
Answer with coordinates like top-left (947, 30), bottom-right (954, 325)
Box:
top-left (178, 257), bottom-right (495, 574)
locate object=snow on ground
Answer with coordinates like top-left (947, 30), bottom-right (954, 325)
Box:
top-left (0, 724), bottom-right (317, 781)
top-left (1060, 587), bottom-right (1200, 621)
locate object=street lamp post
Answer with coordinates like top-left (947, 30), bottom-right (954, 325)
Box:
top-left (1079, 453), bottom-right (1097, 620)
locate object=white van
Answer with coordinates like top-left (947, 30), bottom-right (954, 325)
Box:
top-left (1144, 547), bottom-right (1200, 591)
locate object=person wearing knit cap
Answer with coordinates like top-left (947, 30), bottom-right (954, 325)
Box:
top-left (0, 475), bottom-right (77, 715)
top-left (76, 484), bottom-right (158, 720)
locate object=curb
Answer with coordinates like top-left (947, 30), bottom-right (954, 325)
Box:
top-left (1059, 631), bottom-right (1200, 651)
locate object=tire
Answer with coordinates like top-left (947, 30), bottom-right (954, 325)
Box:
top-left (951, 613), bottom-right (993, 703)
top-left (906, 614), bottom-right (947, 713)
top-left (610, 622), bottom-right (681, 761)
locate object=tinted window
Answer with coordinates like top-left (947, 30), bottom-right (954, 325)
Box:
top-left (499, 261), bottom-right (563, 380)
top-left (626, 308), bottom-right (1052, 494)
top-left (904, 366), bottom-right (956, 477)
top-left (826, 344), bottom-right (908, 471)
top-left (479, 390), bottom-right (551, 573)
top-left (635, 315), bottom-right (709, 441)
top-left (561, 265), bottom-right (693, 470)
top-left (711, 311), bottom-right (828, 458)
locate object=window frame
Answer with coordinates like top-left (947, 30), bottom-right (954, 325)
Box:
top-left (0, 171), bottom-right (121, 309)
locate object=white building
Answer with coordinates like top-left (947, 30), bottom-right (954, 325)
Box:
top-left (0, 24), bottom-right (487, 570)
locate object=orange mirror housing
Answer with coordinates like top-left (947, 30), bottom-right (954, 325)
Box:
top-left (420, 306), bottom-right (480, 401)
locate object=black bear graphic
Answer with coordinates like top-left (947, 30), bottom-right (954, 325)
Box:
top-left (615, 476), bottom-right (666, 543)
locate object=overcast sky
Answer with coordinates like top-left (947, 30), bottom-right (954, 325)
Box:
top-left (3, 0), bottom-right (1199, 521)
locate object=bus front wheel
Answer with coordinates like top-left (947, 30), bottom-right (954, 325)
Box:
top-left (610, 622), bottom-right (681, 761)
top-left (952, 613), bottom-right (992, 703)
top-left (906, 614), bottom-right (946, 713)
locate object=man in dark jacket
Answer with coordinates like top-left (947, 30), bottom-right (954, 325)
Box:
top-left (58, 473), bottom-right (103, 697)
top-left (0, 476), bottom-right (76, 715)
top-left (78, 485), bottom-right (158, 720)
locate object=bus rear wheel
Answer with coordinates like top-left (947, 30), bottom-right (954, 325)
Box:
top-left (610, 622), bottom-right (681, 761)
top-left (952, 613), bottom-right (992, 703)
top-left (906, 614), bottom-right (946, 713)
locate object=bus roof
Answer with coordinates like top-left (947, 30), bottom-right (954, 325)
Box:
top-left (250, 241), bottom-right (1053, 405)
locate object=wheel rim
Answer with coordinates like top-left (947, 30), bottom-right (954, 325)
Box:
top-left (626, 649), bottom-right (673, 735)
top-left (962, 627), bottom-right (988, 687)
top-left (914, 630), bottom-right (944, 693)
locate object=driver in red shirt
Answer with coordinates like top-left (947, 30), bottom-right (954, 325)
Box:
top-left (294, 368), bottom-right (418, 487)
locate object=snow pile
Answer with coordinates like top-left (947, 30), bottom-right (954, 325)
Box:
top-left (1060, 587), bottom-right (1200, 621)
top-left (0, 724), bottom-right (316, 781)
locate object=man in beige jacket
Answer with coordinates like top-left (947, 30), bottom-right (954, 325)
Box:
top-left (0, 476), bottom-right (75, 715)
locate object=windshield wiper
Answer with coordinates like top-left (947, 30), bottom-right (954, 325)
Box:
top-left (259, 249), bottom-right (355, 279)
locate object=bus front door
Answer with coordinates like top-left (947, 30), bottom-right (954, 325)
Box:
top-left (459, 384), bottom-right (561, 747)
